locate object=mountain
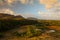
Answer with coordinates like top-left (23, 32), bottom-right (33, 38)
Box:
top-left (0, 13), bottom-right (24, 20)
top-left (12, 15), bottom-right (24, 20)
top-left (27, 17), bottom-right (38, 20)
top-left (0, 13), bottom-right (13, 17)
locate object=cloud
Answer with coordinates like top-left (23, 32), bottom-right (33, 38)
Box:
top-left (7, 0), bottom-right (14, 4)
top-left (6, 0), bottom-right (17, 5)
top-left (48, 2), bottom-right (60, 18)
top-left (39, 0), bottom-right (60, 20)
top-left (0, 0), bottom-right (34, 6)
top-left (0, 0), bottom-right (6, 5)
top-left (29, 0), bottom-right (34, 5)
top-left (19, 0), bottom-right (27, 4)
top-left (38, 11), bottom-right (60, 20)
top-left (39, 0), bottom-right (58, 9)
top-left (0, 0), bottom-right (12, 6)
top-left (19, 0), bottom-right (34, 4)
top-left (0, 8), bottom-right (14, 15)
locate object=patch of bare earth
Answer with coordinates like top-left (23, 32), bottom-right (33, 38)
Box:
top-left (0, 26), bottom-right (60, 40)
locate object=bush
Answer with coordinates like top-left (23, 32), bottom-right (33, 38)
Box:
top-left (25, 25), bottom-right (43, 38)
top-left (12, 31), bottom-right (27, 37)
top-left (0, 33), bottom-right (4, 38)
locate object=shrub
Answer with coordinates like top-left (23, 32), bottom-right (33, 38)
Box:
top-left (0, 33), bottom-right (4, 38)
top-left (12, 31), bottom-right (21, 37)
top-left (12, 31), bottom-right (27, 37)
top-left (25, 25), bottom-right (43, 38)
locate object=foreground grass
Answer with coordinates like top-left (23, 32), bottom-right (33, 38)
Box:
top-left (0, 25), bottom-right (60, 40)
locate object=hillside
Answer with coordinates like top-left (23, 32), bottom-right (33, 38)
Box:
top-left (0, 13), bottom-right (60, 40)
top-left (0, 13), bottom-right (24, 20)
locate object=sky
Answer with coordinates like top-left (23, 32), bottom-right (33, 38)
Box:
top-left (0, 0), bottom-right (60, 20)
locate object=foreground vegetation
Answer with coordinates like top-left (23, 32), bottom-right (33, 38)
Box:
top-left (0, 13), bottom-right (60, 40)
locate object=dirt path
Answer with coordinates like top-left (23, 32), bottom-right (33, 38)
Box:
top-left (48, 26), bottom-right (60, 31)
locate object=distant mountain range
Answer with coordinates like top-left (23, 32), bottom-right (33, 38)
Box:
top-left (0, 13), bottom-right (24, 20)
top-left (27, 17), bottom-right (37, 20)
top-left (0, 13), bottom-right (38, 20)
